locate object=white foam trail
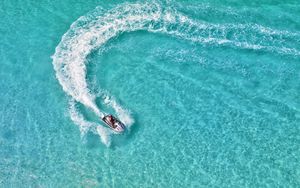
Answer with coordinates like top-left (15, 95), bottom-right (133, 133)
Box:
top-left (69, 100), bottom-right (112, 146)
top-left (52, 2), bottom-right (300, 145)
top-left (103, 96), bottom-right (134, 129)
top-left (96, 126), bottom-right (112, 147)
top-left (69, 100), bottom-right (92, 136)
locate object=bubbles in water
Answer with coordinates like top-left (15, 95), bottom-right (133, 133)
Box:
top-left (52, 2), bottom-right (300, 146)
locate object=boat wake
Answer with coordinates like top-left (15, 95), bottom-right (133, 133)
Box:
top-left (52, 2), bottom-right (300, 146)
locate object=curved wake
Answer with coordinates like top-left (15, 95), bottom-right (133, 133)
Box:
top-left (52, 2), bottom-right (300, 146)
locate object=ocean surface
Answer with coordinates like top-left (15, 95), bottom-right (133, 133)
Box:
top-left (1, 0), bottom-right (300, 187)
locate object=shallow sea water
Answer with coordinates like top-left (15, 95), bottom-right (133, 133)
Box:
top-left (1, 0), bottom-right (300, 187)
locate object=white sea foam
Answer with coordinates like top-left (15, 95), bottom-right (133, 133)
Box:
top-left (69, 101), bottom-right (92, 136)
top-left (69, 100), bottom-right (112, 146)
top-left (52, 2), bottom-right (300, 146)
top-left (103, 95), bottom-right (134, 129)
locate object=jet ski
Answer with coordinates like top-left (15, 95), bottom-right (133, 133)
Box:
top-left (102, 114), bottom-right (126, 133)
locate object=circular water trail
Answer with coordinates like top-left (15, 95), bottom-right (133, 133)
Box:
top-left (52, 2), bottom-right (300, 145)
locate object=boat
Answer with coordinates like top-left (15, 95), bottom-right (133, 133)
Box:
top-left (102, 114), bottom-right (126, 133)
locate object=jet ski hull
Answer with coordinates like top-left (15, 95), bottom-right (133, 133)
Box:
top-left (102, 115), bottom-right (126, 133)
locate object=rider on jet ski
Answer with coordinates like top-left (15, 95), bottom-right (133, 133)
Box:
top-left (106, 115), bottom-right (116, 128)
top-left (102, 114), bottom-right (125, 133)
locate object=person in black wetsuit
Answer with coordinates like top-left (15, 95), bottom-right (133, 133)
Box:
top-left (107, 115), bottom-right (116, 128)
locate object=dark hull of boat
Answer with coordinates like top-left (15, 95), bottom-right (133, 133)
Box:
top-left (102, 115), bottom-right (125, 133)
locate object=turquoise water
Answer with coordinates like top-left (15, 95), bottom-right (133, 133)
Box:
top-left (1, 0), bottom-right (300, 187)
